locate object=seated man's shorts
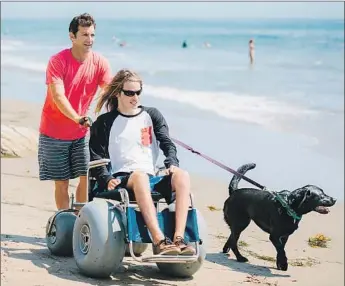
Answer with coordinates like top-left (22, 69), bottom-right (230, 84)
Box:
top-left (98, 172), bottom-right (175, 204)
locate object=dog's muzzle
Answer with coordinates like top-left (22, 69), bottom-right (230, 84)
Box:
top-left (314, 196), bottom-right (336, 214)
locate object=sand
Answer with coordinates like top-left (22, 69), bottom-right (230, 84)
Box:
top-left (1, 98), bottom-right (344, 286)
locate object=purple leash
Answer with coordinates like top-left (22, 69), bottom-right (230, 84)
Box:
top-left (171, 137), bottom-right (266, 190)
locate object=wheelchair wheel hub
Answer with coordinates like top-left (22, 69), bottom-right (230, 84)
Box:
top-left (48, 224), bottom-right (57, 244)
top-left (79, 224), bottom-right (91, 254)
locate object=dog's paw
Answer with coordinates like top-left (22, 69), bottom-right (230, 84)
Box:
top-left (237, 256), bottom-right (249, 263)
top-left (277, 261), bottom-right (288, 271)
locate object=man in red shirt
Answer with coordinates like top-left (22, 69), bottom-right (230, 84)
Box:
top-left (38, 13), bottom-right (112, 210)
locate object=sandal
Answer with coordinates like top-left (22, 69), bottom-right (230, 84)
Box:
top-left (153, 237), bottom-right (181, 255)
top-left (174, 236), bottom-right (196, 255)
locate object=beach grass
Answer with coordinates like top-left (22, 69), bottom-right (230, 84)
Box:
top-left (207, 205), bottom-right (222, 211)
top-left (308, 234), bottom-right (331, 248)
top-left (1, 153), bottom-right (19, 158)
top-left (238, 240), bottom-right (249, 247)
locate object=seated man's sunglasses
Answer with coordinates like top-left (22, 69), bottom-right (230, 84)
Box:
top-left (122, 89), bottom-right (142, 97)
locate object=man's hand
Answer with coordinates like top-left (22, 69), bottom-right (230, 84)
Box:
top-left (76, 116), bottom-right (92, 127)
top-left (165, 165), bottom-right (179, 175)
top-left (107, 178), bottom-right (121, 190)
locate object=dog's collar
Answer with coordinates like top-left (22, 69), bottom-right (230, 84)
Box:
top-left (273, 191), bottom-right (302, 222)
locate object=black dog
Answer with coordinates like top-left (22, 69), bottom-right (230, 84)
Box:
top-left (222, 163), bottom-right (336, 271)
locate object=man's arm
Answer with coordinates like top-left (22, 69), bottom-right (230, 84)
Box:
top-left (148, 107), bottom-right (179, 168)
top-left (46, 55), bottom-right (85, 124)
top-left (49, 83), bottom-right (82, 124)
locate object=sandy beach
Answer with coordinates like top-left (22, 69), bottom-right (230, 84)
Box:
top-left (1, 98), bottom-right (344, 286)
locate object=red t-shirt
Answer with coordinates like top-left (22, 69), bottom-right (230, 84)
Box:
top-left (39, 49), bottom-right (112, 140)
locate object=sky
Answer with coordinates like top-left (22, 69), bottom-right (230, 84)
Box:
top-left (1, 1), bottom-right (344, 20)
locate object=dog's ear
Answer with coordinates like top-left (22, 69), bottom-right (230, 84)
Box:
top-left (291, 187), bottom-right (309, 207)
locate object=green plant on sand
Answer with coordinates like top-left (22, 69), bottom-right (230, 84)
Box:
top-left (308, 233), bottom-right (331, 248)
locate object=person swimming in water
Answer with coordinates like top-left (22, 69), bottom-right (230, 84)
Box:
top-left (182, 40), bottom-right (188, 48)
top-left (119, 41), bottom-right (127, 47)
top-left (249, 39), bottom-right (255, 65)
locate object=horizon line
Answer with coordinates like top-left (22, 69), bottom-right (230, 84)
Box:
top-left (2, 16), bottom-right (344, 20)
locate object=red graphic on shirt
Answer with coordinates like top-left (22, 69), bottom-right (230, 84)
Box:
top-left (141, 126), bottom-right (153, 146)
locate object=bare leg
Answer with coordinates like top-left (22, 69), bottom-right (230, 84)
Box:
top-left (55, 180), bottom-right (69, 210)
top-left (171, 169), bottom-right (195, 255)
top-left (127, 171), bottom-right (165, 245)
top-left (249, 51), bottom-right (254, 65)
top-left (76, 175), bottom-right (88, 204)
top-left (171, 169), bottom-right (191, 240)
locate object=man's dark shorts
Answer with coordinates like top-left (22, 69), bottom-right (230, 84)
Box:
top-left (38, 134), bottom-right (89, 181)
top-left (95, 172), bottom-right (175, 204)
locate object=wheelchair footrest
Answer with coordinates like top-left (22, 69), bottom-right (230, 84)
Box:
top-left (141, 254), bottom-right (198, 263)
top-left (128, 239), bottom-right (200, 263)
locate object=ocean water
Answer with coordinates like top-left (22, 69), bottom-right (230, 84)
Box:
top-left (1, 18), bottom-right (344, 199)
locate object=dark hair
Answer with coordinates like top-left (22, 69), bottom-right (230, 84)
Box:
top-left (69, 13), bottom-right (96, 36)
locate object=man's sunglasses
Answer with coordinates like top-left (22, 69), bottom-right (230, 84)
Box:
top-left (122, 89), bottom-right (142, 97)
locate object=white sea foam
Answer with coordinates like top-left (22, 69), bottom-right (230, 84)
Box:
top-left (1, 39), bottom-right (25, 51)
top-left (2, 55), bottom-right (46, 73)
top-left (144, 84), bottom-right (318, 130)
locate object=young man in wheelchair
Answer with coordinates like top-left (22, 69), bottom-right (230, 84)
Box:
top-left (89, 69), bottom-right (195, 256)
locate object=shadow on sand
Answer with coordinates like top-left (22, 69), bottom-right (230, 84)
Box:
top-left (1, 233), bottom-right (193, 286)
top-left (205, 252), bottom-right (290, 278)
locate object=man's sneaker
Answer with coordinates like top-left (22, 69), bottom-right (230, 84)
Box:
top-left (174, 236), bottom-right (196, 255)
top-left (153, 237), bottom-right (181, 255)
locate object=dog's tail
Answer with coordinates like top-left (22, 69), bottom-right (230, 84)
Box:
top-left (228, 163), bottom-right (256, 196)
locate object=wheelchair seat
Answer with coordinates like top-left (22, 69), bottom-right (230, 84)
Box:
top-left (92, 189), bottom-right (164, 202)
top-left (88, 178), bottom-right (165, 203)
top-left (87, 160), bottom-right (170, 204)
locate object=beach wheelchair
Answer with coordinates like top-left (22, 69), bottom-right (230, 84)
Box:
top-left (45, 158), bottom-right (207, 278)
